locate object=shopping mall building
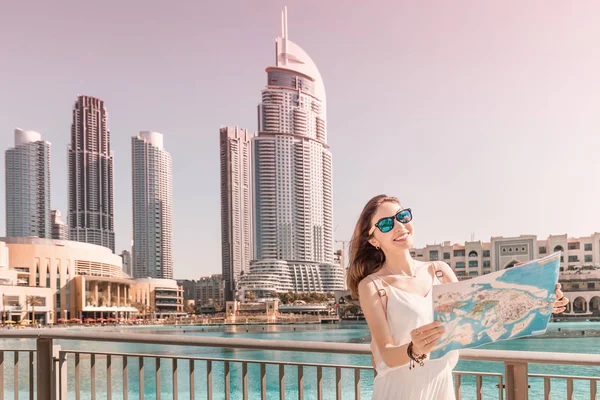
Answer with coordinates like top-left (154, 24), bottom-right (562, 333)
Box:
top-left (0, 237), bottom-right (183, 323)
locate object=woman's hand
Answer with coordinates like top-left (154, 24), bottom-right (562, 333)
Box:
top-left (410, 321), bottom-right (445, 356)
top-left (553, 283), bottom-right (569, 314)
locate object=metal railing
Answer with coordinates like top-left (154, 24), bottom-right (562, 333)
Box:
top-left (0, 329), bottom-right (599, 400)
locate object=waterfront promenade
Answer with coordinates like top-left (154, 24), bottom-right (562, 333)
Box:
top-left (0, 327), bottom-right (599, 400)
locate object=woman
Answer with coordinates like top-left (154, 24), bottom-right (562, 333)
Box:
top-left (347, 194), bottom-right (569, 399)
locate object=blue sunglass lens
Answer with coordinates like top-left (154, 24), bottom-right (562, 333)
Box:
top-left (377, 218), bottom-right (394, 233)
top-left (396, 210), bottom-right (412, 223)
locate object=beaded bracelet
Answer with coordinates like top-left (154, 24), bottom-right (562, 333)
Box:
top-left (406, 341), bottom-right (427, 370)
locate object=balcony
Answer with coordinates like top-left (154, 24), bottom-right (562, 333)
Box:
top-left (0, 330), bottom-right (598, 399)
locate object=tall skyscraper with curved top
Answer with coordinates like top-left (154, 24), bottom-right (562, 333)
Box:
top-left (68, 95), bottom-right (115, 252)
top-left (242, 8), bottom-right (342, 295)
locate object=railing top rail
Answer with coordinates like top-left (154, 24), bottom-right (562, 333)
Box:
top-left (1, 329), bottom-right (600, 366)
top-left (0, 329), bottom-right (370, 355)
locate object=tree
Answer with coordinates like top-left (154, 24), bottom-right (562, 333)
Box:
top-left (185, 303), bottom-right (196, 314)
top-left (245, 291), bottom-right (256, 301)
top-left (26, 296), bottom-right (43, 324)
top-left (99, 296), bottom-right (108, 307)
top-left (86, 295), bottom-right (95, 307)
top-left (111, 295), bottom-right (118, 307)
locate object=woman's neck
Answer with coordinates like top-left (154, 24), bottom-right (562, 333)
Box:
top-left (382, 250), bottom-right (414, 276)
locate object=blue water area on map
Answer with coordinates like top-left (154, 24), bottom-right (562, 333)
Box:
top-left (431, 255), bottom-right (560, 359)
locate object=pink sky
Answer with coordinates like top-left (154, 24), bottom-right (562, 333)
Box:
top-left (1, 1), bottom-right (600, 278)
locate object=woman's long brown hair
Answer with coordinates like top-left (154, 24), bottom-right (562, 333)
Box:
top-left (346, 194), bottom-right (400, 298)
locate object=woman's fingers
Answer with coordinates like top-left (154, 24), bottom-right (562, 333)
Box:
top-left (411, 321), bottom-right (441, 337)
top-left (413, 328), bottom-right (445, 354)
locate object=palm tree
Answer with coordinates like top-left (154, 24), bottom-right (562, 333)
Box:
top-left (99, 295), bottom-right (108, 307)
top-left (86, 295), bottom-right (95, 307)
top-left (185, 303), bottom-right (196, 315)
top-left (26, 295), bottom-right (43, 324)
top-left (111, 295), bottom-right (118, 307)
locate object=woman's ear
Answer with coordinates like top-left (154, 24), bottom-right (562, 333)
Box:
top-left (369, 239), bottom-right (379, 248)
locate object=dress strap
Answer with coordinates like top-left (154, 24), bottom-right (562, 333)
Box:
top-left (368, 275), bottom-right (388, 316)
top-left (431, 261), bottom-right (445, 283)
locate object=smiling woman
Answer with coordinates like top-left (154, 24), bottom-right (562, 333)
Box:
top-left (346, 194), bottom-right (568, 400)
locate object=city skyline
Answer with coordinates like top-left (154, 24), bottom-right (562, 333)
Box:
top-left (2, 2), bottom-right (600, 279)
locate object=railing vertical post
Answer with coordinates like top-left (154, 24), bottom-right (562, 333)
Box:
top-left (59, 352), bottom-right (68, 400)
top-left (36, 338), bottom-right (54, 400)
top-left (504, 361), bottom-right (528, 400)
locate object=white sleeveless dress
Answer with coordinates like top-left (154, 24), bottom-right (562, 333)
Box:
top-left (369, 267), bottom-right (459, 400)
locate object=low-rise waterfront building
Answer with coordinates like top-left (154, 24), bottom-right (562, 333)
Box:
top-left (238, 259), bottom-right (345, 299)
top-left (411, 233), bottom-right (600, 278)
top-left (0, 237), bottom-right (183, 323)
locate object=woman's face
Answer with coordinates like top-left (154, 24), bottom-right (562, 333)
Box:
top-left (368, 201), bottom-right (414, 253)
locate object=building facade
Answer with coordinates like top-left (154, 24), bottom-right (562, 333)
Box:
top-left (0, 237), bottom-right (183, 323)
top-left (411, 233), bottom-right (600, 279)
top-left (197, 274), bottom-right (225, 307)
top-left (5, 128), bottom-right (51, 238)
top-left (132, 278), bottom-right (184, 317)
top-left (120, 250), bottom-right (132, 277)
top-left (68, 95), bottom-right (115, 252)
top-left (220, 126), bottom-right (254, 302)
top-left (243, 8), bottom-right (343, 295)
top-left (51, 210), bottom-right (69, 240)
top-left (132, 132), bottom-right (173, 279)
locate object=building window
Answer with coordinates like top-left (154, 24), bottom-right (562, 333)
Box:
top-left (568, 255), bottom-right (579, 263)
top-left (468, 251), bottom-right (478, 257)
top-left (572, 283), bottom-right (579, 290)
top-left (585, 255), bottom-right (593, 263)
top-left (429, 251), bottom-right (439, 261)
top-left (456, 262), bottom-right (465, 268)
top-left (454, 250), bottom-right (465, 257)
top-left (483, 250), bottom-right (490, 257)
top-left (483, 260), bottom-right (491, 268)
top-left (443, 252), bottom-right (451, 260)
top-left (568, 242), bottom-right (580, 250)
top-left (469, 260), bottom-right (478, 268)
top-left (585, 243), bottom-right (593, 251)
top-left (539, 247), bottom-right (546, 254)
top-left (588, 282), bottom-right (595, 290)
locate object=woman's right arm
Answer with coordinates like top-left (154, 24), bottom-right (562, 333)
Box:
top-left (358, 278), bottom-right (445, 368)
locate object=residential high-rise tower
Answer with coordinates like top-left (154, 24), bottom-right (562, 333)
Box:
top-left (68, 95), bottom-right (115, 251)
top-left (51, 210), bottom-right (68, 240)
top-left (5, 128), bottom-right (51, 238)
top-left (220, 126), bottom-right (254, 302)
top-left (132, 132), bottom-right (173, 279)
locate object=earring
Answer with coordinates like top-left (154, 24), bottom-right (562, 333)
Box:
top-left (375, 245), bottom-right (380, 250)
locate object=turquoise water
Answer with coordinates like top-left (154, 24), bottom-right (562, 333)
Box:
top-left (1, 322), bottom-right (599, 399)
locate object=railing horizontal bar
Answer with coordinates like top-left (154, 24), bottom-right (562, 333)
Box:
top-left (529, 374), bottom-right (600, 380)
top-left (453, 371), bottom-right (504, 377)
top-left (60, 350), bottom-right (373, 370)
top-left (0, 330), bottom-right (371, 355)
top-left (459, 349), bottom-right (600, 366)
top-left (1, 330), bottom-right (598, 367)
top-left (0, 350), bottom-right (35, 353)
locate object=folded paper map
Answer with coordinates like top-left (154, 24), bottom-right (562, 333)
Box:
top-left (430, 252), bottom-right (561, 360)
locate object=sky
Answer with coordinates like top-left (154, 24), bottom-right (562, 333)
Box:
top-left (1, 1), bottom-right (600, 279)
